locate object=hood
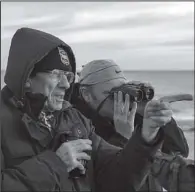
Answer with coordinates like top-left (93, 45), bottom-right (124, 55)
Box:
top-left (4, 27), bottom-right (76, 100)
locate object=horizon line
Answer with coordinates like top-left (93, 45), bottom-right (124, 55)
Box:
top-left (1, 69), bottom-right (194, 72)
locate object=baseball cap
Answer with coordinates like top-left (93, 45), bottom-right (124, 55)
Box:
top-left (78, 60), bottom-right (127, 85)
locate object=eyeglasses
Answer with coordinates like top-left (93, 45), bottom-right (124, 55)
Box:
top-left (46, 69), bottom-right (75, 84)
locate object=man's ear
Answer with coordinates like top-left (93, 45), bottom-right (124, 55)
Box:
top-left (80, 86), bottom-right (92, 103)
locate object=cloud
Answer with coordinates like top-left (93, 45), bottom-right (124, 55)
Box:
top-left (1, 2), bottom-right (194, 70)
top-left (158, 38), bottom-right (194, 47)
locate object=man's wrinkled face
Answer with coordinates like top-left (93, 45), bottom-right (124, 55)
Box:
top-left (29, 69), bottom-right (74, 111)
top-left (86, 78), bottom-right (127, 119)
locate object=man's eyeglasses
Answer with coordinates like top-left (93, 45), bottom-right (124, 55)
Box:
top-left (46, 69), bottom-right (75, 84)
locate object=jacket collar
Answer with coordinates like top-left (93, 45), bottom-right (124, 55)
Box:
top-left (22, 113), bottom-right (54, 148)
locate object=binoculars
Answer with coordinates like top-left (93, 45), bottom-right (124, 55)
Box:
top-left (59, 134), bottom-right (88, 179)
top-left (109, 81), bottom-right (155, 102)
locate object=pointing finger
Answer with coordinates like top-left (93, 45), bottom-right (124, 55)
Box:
top-left (159, 94), bottom-right (193, 103)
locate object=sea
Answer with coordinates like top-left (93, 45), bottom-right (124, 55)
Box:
top-left (1, 70), bottom-right (194, 159)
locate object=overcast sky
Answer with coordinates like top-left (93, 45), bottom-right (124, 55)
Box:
top-left (1, 2), bottom-right (194, 71)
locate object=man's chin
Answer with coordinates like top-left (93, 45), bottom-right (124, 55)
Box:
top-left (46, 100), bottom-right (71, 112)
top-left (62, 100), bottom-right (71, 109)
top-left (55, 103), bottom-right (63, 111)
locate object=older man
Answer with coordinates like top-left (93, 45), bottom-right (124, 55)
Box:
top-left (71, 59), bottom-right (191, 191)
top-left (1, 28), bottom-right (170, 192)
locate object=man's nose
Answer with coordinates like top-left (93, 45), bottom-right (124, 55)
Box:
top-left (58, 75), bottom-right (70, 89)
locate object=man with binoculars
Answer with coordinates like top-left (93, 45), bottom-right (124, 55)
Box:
top-left (71, 59), bottom-right (194, 191)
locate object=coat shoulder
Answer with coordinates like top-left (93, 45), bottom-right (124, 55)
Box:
top-left (1, 95), bottom-right (14, 128)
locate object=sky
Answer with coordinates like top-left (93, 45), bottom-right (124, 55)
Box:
top-left (1, 2), bottom-right (194, 71)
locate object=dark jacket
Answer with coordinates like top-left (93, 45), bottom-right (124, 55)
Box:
top-left (1, 28), bottom-right (164, 192)
top-left (71, 90), bottom-right (189, 191)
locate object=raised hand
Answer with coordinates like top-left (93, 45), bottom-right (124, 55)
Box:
top-left (113, 91), bottom-right (137, 139)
